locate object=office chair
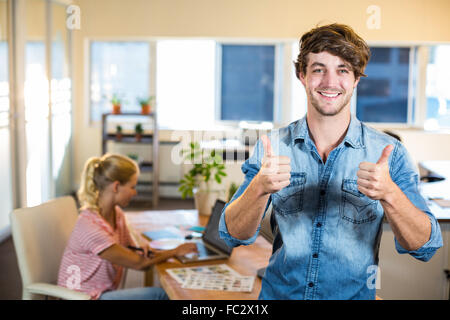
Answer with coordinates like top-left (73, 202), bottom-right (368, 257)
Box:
top-left (10, 196), bottom-right (91, 300)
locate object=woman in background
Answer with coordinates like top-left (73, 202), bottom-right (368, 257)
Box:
top-left (57, 154), bottom-right (196, 300)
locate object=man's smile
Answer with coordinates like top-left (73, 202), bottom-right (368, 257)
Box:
top-left (317, 91), bottom-right (342, 100)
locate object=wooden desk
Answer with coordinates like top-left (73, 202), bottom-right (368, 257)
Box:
top-left (125, 209), bottom-right (272, 300)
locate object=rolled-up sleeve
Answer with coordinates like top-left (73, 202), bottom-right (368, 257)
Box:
top-left (390, 142), bottom-right (443, 262)
top-left (394, 211), bottom-right (442, 262)
top-left (219, 139), bottom-right (269, 247)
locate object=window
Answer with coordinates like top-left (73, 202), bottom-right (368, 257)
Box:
top-left (0, 41), bottom-right (8, 116)
top-left (0, 0), bottom-right (73, 229)
top-left (219, 44), bottom-right (276, 122)
top-left (51, 3), bottom-right (73, 197)
top-left (356, 47), bottom-right (413, 123)
top-left (24, 38), bottom-right (50, 207)
top-left (90, 42), bottom-right (150, 122)
top-left (91, 40), bottom-right (289, 128)
top-left (25, 41), bottom-right (46, 120)
top-left (290, 42), bottom-right (308, 122)
top-left (156, 40), bottom-right (215, 129)
top-left (0, 6), bottom-right (13, 232)
top-left (22, 0), bottom-right (74, 207)
top-left (425, 45), bottom-right (450, 130)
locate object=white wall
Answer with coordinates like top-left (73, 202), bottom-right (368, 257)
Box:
top-left (392, 129), bottom-right (450, 163)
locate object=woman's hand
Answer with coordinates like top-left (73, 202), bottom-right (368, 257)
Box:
top-left (174, 243), bottom-right (198, 258)
top-left (140, 241), bottom-right (154, 257)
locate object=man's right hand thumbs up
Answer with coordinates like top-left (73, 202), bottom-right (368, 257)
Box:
top-left (261, 134), bottom-right (274, 158)
top-left (256, 135), bottom-right (291, 195)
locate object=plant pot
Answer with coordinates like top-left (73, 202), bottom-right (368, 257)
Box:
top-left (141, 104), bottom-right (151, 114)
top-left (112, 104), bottom-right (121, 114)
top-left (135, 133), bottom-right (142, 142)
top-left (194, 189), bottom-right (221, 216)
top-left (116, 133), bottom-right (123, 141)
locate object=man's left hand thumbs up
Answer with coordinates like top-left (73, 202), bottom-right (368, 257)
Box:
top-left (357, 145), bottom-right (396, 200)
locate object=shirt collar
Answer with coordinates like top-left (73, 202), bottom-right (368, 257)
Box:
top-left (82, 207), bottom-right (124, 235)
top-left (292, 114), bottom-right (364, 149)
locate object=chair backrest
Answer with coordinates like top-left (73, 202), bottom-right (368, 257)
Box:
top-left (10, 196), bottom-right (79, 299)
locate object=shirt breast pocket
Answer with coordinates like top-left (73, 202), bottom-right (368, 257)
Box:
top-left (340, 179), bottom-right (377, 224)
top-left (272, 172), bottom-right (306, 215)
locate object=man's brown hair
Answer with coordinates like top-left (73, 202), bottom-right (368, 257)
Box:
top-left (294, 23), bottom-right (371, 80)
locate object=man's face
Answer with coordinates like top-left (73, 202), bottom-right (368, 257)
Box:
top-left (299, 51), bottom-right (360, 117)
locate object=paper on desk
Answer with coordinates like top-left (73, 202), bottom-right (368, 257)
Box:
top-left (166, 264), bottom-right (254, 292)
top-left (181, 273), bottom-right (255, 292)
top-left (166, 264), bottom-right (240, 284)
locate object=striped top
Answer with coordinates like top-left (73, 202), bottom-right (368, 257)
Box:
top-left (57, 206), bottom-right (136, 299)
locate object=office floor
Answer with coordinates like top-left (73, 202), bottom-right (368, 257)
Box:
top-left (0, 197), bottom-right (195, 300)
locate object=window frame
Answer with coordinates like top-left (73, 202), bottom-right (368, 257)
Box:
top-left (2, 0), bottom-right (75, 231)
top-left (86, 38), bottom-right (155, 126)
top-left (352, 43), bottom-right (418, 128)
top-left (421, 44), bottom-right (450, 131)
top-left (86, 37), bottom-right (295, 129)
top-left (85, 38), bottom-right (450, 132)
top-left (214, 40), bottom-right (286, 126)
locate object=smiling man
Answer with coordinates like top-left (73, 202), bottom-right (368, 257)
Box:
top-left (219, 23), bottom-right (443, 300)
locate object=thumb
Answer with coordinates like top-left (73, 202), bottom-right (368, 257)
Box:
top-left (261, 135), bottom-right (273, 157)
top-left (377, 145), bottom-right (394, 165)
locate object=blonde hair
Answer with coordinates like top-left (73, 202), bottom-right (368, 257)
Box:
top-left (77, 154), bottom-right (139, 210)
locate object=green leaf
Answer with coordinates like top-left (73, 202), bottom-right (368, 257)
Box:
top-left (213, 155), bottom-right (223, 164)
top-left (179, 141), bottom-right (228, 189)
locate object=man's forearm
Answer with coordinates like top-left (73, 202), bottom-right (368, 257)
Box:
top-left (225, 178), bottom-right (270, 240)
top-left (226, 136), bottom-right (291, 241)
top-left (381, 184), bottom-right (431, 251)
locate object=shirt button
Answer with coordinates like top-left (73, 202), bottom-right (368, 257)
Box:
top-left (308, 282), bottom-right (314, 287)
top-left (316, 222), bottom-right (322, 228)
top-left (313, 253), bottom-right (319, 258)
top-left (320, 189), bottom-right (326, 196)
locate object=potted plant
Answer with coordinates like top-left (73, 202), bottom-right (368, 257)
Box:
top-left (110, 94), bottom-right (122, 114)
top-left (179, 142), bottom-right (227, 216)
top-left (227, 182), bottom-right (239, 202)
top-left (127, 153), bottom-right (139, 162)
top-left (135, 123), bottom-right (143, 142)
top-left (116, 125), bottom-right (123, 141)
top-left (138, 96), bottom-right (155, 115)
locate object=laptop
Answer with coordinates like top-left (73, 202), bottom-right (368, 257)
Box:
top-left (178, 200), bottom-right (233, 263)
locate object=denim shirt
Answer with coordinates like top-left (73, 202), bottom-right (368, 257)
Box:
top-left (219, 115), bottom-right (443, 300)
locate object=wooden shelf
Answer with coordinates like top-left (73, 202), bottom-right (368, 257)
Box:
top-left (139, 161), bottom-right (153, 172)
top-left (102, 112), bottom-right (156, 117)
top-left (101, 112), bottom-right (159, 207)
top-left (105, 134), bottom-right (154, 144)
